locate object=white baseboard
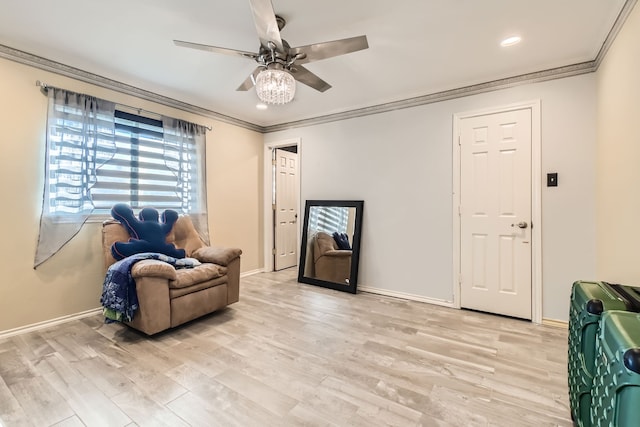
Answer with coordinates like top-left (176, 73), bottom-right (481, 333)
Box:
top-left (542, 318), bottom-right (568, 328)
top-left (357, 285), bottom-right (456, 308)
top-left (240, 268), bottom-right (264, 278)
top-left (1, 277), bottom-right (558, 339)
top-left (1, 270), bottom-right (265, 340)
top-left (0, 308), bottom-right (103, 340)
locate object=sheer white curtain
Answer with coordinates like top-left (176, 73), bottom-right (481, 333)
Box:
top-left (161, 117), bottom-right (210, 244)
top-left (34, 88), bottom-right (116, 268)
top-left (34, 89), bottom-right (209, 267)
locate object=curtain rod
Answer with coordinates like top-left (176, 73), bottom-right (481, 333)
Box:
top-left (35, 80), bottom-right (213, 131)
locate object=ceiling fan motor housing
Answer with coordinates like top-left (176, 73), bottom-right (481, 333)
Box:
top-left (257, 39), bottom-right (301, 71)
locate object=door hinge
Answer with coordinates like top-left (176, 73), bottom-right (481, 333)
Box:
top-left (458, 274), bottom-right (463, 284)
top-left (272, 159), bottom-right (277, 166)
top-left (458, 205), bottom-right (462, 216)
top-left (272, 248), bottom-right (276, 255)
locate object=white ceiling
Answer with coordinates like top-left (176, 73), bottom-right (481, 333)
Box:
top-left (0, 0), bottom-right (629, 128)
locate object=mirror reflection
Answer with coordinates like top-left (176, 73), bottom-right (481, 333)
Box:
top-left (298, 200), bottom-right (363, 294)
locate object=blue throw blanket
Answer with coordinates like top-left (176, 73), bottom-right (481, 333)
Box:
top-left (100, 252), bottom-right (201, 323)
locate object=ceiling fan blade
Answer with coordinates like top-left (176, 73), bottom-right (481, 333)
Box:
top-left (236, 67), bottom-right (263, 91)
top-left (174, 40), bottom-right (257, 60)
top-left (290, 65), bottom-right (331, 93)
top-left (290, 35), bottom-right (369, 64)
top-left (248, 0), bottom-right (284, 52)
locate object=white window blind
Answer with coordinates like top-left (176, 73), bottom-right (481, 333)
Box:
top-left (308, 206), bottom-right (349, 234)
top-left (90, 110), bottom-right (198, 214)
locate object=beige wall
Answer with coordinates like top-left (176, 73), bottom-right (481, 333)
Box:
top-left (0, 57), bottom-right (263, 332)
top-left (596, 4), bottom-right (640, 283)
top-left (206, 121), bottom-right (264, 270)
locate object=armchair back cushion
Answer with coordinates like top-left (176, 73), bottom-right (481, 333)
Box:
top-left (102, 215), bottom-right (206, 269)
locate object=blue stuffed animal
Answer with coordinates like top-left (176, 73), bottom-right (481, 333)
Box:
top-left (110, 203), bottom-right (186, 260)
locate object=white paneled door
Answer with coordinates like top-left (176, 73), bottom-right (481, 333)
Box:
top-left (459, 108), bottom-right (532, 319)
top-left (274, 148), bottom-right (299, 270)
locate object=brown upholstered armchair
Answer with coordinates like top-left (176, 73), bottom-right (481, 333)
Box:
top-left (313, 231), bottom-right (352, 284)
top-left (101, 215), bottom-right (241, 335)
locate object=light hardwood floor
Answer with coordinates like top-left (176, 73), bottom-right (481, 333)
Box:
top-left (0, 269), bottom-right (571, 426)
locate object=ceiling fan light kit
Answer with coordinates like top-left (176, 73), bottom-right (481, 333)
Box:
top-left (256, 66), bottom-right (296, 104)
top-left (174, 0), bottom-right (368, 105)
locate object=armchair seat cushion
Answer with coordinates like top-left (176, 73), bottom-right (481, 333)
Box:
top-left (169, 276), bottom-right (228, 299)
top-left (170, 264), bottom-right (227, 289)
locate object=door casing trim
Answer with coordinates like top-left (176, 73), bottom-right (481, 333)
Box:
top-left (452, 100), bottom-right (542, 323)
top-left (263, 138), bottom-right (302, 272)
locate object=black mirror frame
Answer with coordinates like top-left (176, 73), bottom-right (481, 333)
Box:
top-left (297, 200), bottom-right (364, 294)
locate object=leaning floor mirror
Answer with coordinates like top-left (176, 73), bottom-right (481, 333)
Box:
top-left (298, 200), bottom-right (364, 294)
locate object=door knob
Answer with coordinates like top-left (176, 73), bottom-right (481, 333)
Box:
top-left (511, 221), bottom-right (528, 229)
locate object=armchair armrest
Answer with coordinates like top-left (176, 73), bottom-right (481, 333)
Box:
top-left (192, 246), bottom-right (242, 266)
top-left (322, 250), bottom-right (352, 258)
top-left (127, 276), bottom-right (171, 335)
top-left (131, 259), bottom-right (177, 280)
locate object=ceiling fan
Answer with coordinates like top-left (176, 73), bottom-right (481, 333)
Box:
top-left (173, 0), bottom-right (369, 104)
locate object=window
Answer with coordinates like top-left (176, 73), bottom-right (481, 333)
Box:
top-left (36, 86), bottom-right (209, 267)
top-left (90, 110), bottom-right (200, 215)
top-left (45, 100), bottom-right (204, 217)
top-left (308, 206), bottom-right (350, 234)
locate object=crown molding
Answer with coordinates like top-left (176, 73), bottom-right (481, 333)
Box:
top-left (1, 0), bottom-right (635, 134)
top-left (594, 0), bottom-right (638, 68)
top-left (0, 44), bottom-right (263, 133)
top-left (265, 0), bottom-right (636, 132)
top-left (262, 61), bottom-right (595, 133)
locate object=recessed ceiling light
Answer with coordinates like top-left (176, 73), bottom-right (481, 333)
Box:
top-left (256, 103), bottom-right (268, 110)
top-left (500, 36), bottom-right (522, 47)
